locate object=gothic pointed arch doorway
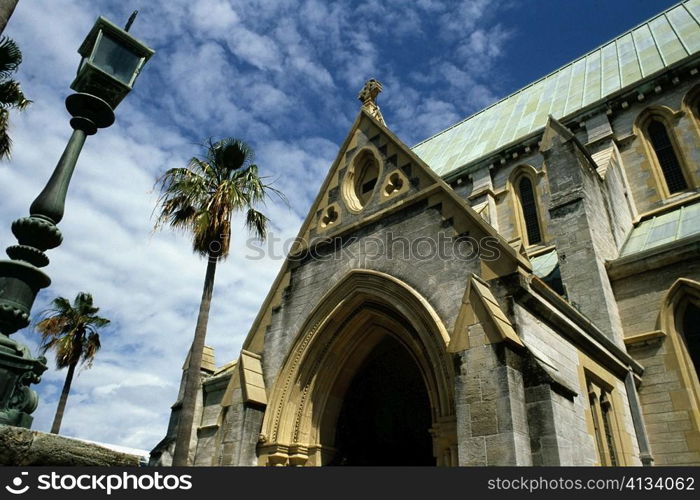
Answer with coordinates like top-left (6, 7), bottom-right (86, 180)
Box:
top-left (258, 270), bottom-right (457, 466)
top-left (329, 333), bottom-right (434, 465)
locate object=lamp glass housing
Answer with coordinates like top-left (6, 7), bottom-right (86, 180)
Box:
top-left (90, 31), bottom-right (144, 86)
top-left (70, 16), bottom-right (154, 109)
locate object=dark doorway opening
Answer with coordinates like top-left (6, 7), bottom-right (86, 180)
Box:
top-left (331, 336), bottom-right (434, 465)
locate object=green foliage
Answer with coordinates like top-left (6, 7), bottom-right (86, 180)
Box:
top-left (36, 292), bottom-right (110, 370)
top-left (154, 137), bottom-right (284, 259)
top-left (0, 36), bottom-right (30, 159)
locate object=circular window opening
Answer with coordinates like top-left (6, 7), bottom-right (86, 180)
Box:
top-left (344, 150), bottom-right (380, 212)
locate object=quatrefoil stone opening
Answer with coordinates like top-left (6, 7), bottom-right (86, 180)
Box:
top-left (322, 206), bottom-right (339, 227)
top-left (385, 173), bottom-right (404, 195)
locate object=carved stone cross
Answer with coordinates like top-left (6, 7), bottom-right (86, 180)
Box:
top-left (358, 78), bottom-right (386, 125)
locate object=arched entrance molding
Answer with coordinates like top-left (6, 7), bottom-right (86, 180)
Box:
top-left (258, 269), bottom-right (457, 466)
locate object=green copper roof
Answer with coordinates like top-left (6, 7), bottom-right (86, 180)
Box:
top-left (531, 249), bottom-right (559, 279)
top-left (620, 201), bottom-right (700, 256)
top-left (412, 0), bottom-right (700, 177)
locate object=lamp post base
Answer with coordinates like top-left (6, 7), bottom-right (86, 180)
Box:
top-left (0, 334), bottom-right (46, 428)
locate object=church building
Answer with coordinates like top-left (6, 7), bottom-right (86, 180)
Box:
top-left (152, 1), bottom-right (700, 466)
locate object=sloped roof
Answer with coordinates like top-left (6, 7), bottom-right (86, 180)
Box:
top-left (531, 248), bottom-right (559, 279)
top-left (620, 200), bottom-right (700, 256)
top-left (412, 0), bottom-right (700, 177)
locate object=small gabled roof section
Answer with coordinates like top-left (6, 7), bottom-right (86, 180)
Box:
top-left (412, 0), bottom-right (700, 177)
top-left (449, 275), bottom-right (524, 352)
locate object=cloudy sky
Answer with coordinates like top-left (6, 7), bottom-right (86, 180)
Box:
top-left (0, 0), bottom-right (678, 452)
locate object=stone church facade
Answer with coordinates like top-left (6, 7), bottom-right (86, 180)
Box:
top-left (152, 1), bottom-right (700, 466)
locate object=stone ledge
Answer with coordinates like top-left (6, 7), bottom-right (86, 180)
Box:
top-left (0, 424), bottom-right (141, 466)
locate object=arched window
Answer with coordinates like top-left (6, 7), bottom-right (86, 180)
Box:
top-left (679, 302), bottom-right (700, 378)
top-left (517, 176), bottom-right (542, 245)
top-left (647, 119), bottom-right (688, 194)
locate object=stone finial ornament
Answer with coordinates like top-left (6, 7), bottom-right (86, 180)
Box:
top-left (358, 78), bottom-right (386, 125)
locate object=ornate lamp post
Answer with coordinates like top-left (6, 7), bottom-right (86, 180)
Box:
top-left (0, 14), bottom-right (154, 428)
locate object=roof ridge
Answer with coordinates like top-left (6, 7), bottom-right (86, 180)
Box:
top-left (411, 0), bottom-right (691, 150)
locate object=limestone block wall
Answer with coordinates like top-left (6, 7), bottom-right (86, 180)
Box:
top-left (613, 260), bottom-right (700, 465)
top-left (193, 374), bottom-right (228, 465)
top-left (454, 342), bottom-right (532, 465)
top-left (542, 128), bottom-right (625, 344)
top-left (613, 260), bottom-right (700, 338)
top-left (513, 302), bottom-right (641, 466)
top-left (0, 425), bottom-right (142, 466)
top-left (262, 201), bottom-right (479, 392)
top-left (626, 338), bottom-right (700, 465)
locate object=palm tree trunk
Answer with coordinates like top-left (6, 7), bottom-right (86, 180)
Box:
top-left (50, 360), bottom-right (76, 434)
top-left (172, 251), bottom-right (218, 466)
top-left (0, 0), bottom-right (19, 35)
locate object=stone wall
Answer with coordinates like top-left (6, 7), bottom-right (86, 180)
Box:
top-left (0, 425), bottom-right (142, 466)
top-left (262, 200), bottom-right (479, 392)
top-left (613, 259), bottom-right (700, 465)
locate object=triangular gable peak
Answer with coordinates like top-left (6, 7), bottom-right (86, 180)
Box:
top-left (241, 105), bottom-right (531, 354)
top-left (293, 109), bottom-right (530, 273)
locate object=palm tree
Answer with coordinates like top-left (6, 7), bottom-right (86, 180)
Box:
top-left (155, 137), bottom-right (282, 466)
top-left (36, 292), bottom-right (110, 434)
top-left (0, 35), bottom-right (30, 159)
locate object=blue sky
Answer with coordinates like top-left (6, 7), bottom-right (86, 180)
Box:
top-left (0, 0), bottom-right (681, 452)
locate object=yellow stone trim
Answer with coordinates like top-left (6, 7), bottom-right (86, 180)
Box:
top-left (624, 330), bottom-right (667, 346)
top-left (317, 202), bottom-right (341, 232)
top-left (681, 83), bottom-right (700, 167)
top-left (633, 105), bottom-right (696, 200)
top-left (507, 165), bottom-right (549, 248)
top-left (577, 351), bottom-right (636, 466)
top-left (341, 145), bottom-right (384, 214)
top-left (654, 278), bottom-right (700, 459)
top-left (470, 275), bottom-right (524, 348)
top-left (239, 349), bottom-right (267, 406)
top-left (380, 168), bottom-right (409, 201)
top-left (258, 269), bottom-right (456, 466)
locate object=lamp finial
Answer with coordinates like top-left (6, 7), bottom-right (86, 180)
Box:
top-left (125, 10), bottom-right (138, 32)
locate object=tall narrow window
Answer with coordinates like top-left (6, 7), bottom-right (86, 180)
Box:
top-left (681, 302), bottom-right (700, 378)
top-left (588, 391), bottom-right (606, 463)
top-left (587, 380), bottom-right (620, 466)
top-left (600, 393), bottom-right (619, 466)
top-left (518, 176), bottom-right (542, 245)
top-left (647, 120), bottom-right (688, 194)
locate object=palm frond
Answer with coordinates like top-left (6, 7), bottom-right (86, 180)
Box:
top-left (0, 37), bottom-right (29, 161)
top-left (154, 137), bottom-right (283, 259)
top-left (0, 80), bottom-right (30, 109)
top-left (0, 108), bottom-right (9, 158)
top-left (34, 293), bottom-right (109, 371)
top-left (81, 333), bottom-right (101, 367)
top-left (0, 37), bottom-right (22, 79)
top-left (245, 208), bottom-right (269, 241)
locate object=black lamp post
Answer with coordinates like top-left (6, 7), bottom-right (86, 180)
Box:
top-left (0, 14), bottom-right (153, 428)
